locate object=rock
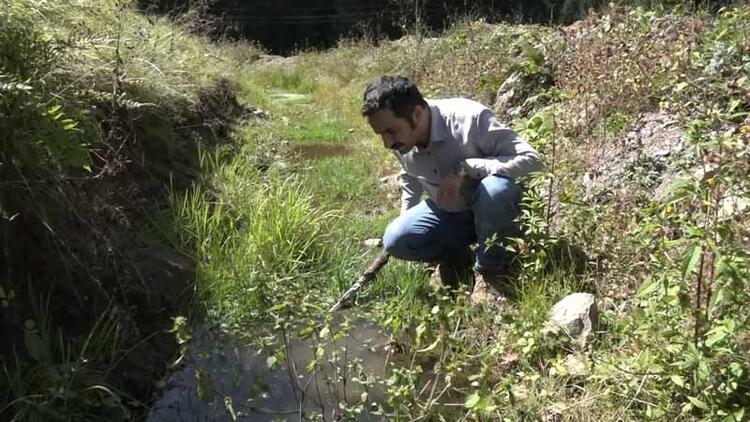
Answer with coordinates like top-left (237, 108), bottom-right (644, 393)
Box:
top-left (251, 109), bottom-right (269, 119)
top-left (563, 353), bottom-right (587, 377)
top-left (543, 408), bottom-right (563, 422)
top-left (583, 111), bottom-right (686, 204)
top-left (719, 192), bottom-right (750, 221)
top-left (363, 238), bottom-right (382, 248)
top-left (548, 293), bottom-right (598, 346)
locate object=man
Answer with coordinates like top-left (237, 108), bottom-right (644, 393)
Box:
top-left (361, 75), bottom-right (544, 306)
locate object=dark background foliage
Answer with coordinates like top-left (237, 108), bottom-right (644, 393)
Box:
top-left (138, 0), bottom-right (733, 54)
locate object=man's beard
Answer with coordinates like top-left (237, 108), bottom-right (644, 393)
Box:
top-left (389, 142), bottom-right (405, 151)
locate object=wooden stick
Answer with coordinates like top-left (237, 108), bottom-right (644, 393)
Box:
top-left (328, 251), bottom-right (390, 312)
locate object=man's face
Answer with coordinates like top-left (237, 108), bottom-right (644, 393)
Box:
top-left (367, 108), bottom-right (420, 154)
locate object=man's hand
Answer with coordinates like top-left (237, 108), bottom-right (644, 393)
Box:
top-left (437, 173), bottom-right (464, 212)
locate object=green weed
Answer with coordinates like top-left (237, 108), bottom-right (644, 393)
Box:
top-left (1, 299), bottom-right (128, 421)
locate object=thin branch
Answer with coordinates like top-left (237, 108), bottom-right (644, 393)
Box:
top-left (616, 375), bottom-right (648, 422)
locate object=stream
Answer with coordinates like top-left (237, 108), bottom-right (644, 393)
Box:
top-left (148, 92), bottom-right (398, 421)
top-left (148, 312), bottom-right (399, 421)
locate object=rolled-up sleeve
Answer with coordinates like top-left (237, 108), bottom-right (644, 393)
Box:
top-left (460, 110), bottom-right (544, 179)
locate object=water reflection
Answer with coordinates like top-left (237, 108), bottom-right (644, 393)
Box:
top-left (148, 313), bottom-right (396, 421)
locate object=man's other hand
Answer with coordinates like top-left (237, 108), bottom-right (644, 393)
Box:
top-left (437, 173), bottom-right (463, 211)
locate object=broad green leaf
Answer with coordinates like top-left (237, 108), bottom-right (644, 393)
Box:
top-left (687, 396), bottom-right (709, 410)
top-left (465, 392), bottom-right (481, 408)
top-left (707, 287), bottom-right (724, 316)
top-left (637, 277), bottom-right (658, 298)
top-left (666, 178), bottom-right (698, 203)
top-left (417, 337), bottom-right (441, 353)
top-left (299, 326), bottom-right (314, 340)
top-left (319, 326), bottom-right (330, 339)
top-left (670, 375), bottom-right (685, 388)
top-left (705, 328), bottom-right (727, 347)
top-left (682, 244), bottom-right (703, 278)
top-left (268, 301), bottom-right (289, 312)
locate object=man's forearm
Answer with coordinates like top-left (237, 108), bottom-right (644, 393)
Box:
top-left (459, 154), bottom-right (544, 179)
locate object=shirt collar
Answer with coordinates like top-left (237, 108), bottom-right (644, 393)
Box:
top-left (428, 102), bottom-right (449, 144)
top-left (411, 102), bottom-right (447, 155)
top-left (396, 100), bottom-right (449, 155)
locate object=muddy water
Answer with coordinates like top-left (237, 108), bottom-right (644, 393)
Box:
top-left (148, 312), bottom-right (399, 421)
top-left (269, 90), bottom-right (310, 103)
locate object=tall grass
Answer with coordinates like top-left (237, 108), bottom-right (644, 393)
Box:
top-left (1, 0), bottom-right (262, 420)
top-left (1, 302), bottom-right (127, 421)
top-left (171, 146), bottom-right (335, 326)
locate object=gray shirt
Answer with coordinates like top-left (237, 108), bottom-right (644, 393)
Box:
top-left (394, 98), bottom-right (544, 213)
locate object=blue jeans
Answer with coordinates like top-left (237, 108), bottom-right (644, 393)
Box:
top-left (383, 175), bottom-right (521, 274)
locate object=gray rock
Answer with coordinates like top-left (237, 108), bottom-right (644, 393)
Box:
top-left (363, 238), bottom-right (383, 248)
top-left (563, 353), bottom-right (587, 377)
top-left (719, 192), bottom-right (750, 221)
top-left (548, 293), bottom-right (598, 346)
top-left (583, 111), bottom-right (687, 205)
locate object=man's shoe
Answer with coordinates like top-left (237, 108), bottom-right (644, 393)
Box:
top-left (428, 248), bottom-right (473, 291)
top-left (470, 271), bottom-right (511, 308)
top-left (429, 263), bottom-right (473, 290)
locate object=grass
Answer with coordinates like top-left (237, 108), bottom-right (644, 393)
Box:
top-left (1, 302), bottom-right (128, 421)
top-left (1, 0), bottom-right (262, 419)
top-left (3, 0), bottom-right (750, 420)
top-left (173, 5), bottom-right (750, 420)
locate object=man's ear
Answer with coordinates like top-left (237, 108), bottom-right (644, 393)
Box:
top-left (411, 104), bottom-right (427, 128)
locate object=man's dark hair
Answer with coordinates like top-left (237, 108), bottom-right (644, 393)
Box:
top-left (361, 76), bottom-right (428, 127)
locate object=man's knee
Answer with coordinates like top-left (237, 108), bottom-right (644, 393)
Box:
top-left (474, 175), bottom-right (520, 205)
top-left (383, 217), bottom-right (410, 256)
top-left (383, 217), bottom-right (433, 260)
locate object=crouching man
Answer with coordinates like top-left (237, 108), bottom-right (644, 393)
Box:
top-left (361, 75), bottom-right (544, 307)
